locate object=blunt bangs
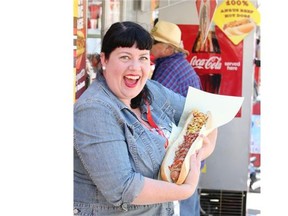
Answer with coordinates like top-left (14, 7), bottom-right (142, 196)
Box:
top-left (101, 22), bottom-right (153, 57)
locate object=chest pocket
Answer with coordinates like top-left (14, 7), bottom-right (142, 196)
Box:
top-left (124, 122), bottom-right (166, 179)
top-left (151, 100), bottom-right (175, 140)
top-left (123, 101), bottom-right (176, 179)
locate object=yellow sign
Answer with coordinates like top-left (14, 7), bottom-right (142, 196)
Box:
top-left (213, 0), bottom-right (260, 45)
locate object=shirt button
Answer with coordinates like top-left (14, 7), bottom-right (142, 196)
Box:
top-left (121, 203), bottom-right (128, 211)
top-left (73, 208), bottom-right (79, 214)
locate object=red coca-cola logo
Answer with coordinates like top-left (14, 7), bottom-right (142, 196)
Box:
top-left (190, 56), bottom-right (222, 70)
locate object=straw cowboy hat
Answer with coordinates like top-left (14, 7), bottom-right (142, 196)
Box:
top-left (151, 20), bottom-right (189, 55)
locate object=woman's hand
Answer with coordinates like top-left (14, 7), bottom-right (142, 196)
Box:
top-left (183, 149), bottom-right (203, 192)
top-left (199, 128), bottom-right (218, 161)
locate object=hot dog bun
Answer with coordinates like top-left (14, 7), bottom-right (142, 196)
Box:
top-left (223, 18), bottom-right (255, 36)
top-left (160, 110), bottom-right (213, 185)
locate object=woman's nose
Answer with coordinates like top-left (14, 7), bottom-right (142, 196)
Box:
top-left (128, 61), bottom-right (141, 70)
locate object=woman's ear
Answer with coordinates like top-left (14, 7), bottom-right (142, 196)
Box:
top-left (100, 52), bottom-right (106, 67)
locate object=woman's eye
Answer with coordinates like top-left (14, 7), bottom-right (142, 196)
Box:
top-left (140, 56), bottom-right (149, 61)
top-left (120, 56), bottom-right (130, 61)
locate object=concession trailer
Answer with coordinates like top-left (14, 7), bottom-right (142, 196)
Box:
top-left (75, 1), bottom-right (261, 215)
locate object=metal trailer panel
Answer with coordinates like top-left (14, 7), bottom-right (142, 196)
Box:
top-left (157, 0), bottom-right (256, 191)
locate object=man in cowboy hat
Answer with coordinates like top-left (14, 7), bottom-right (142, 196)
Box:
top-left (150, 20), bottom-right (201, 97)
top-left (151, 20), bottom-right (202, 216)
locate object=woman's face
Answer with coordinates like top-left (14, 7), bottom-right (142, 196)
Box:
top-left (101, 44), bottom-right (151, 107)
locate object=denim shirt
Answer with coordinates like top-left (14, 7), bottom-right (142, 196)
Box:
top-left (74, 74), bottom-right (185, 216)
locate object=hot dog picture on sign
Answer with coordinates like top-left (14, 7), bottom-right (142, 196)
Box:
top-left (213, 0), bottom-right (260, 45)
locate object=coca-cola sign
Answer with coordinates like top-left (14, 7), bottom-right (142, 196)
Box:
top-left (179, 24), bottom-right (243, 103)
top-left (190, 56), bottom-right (222, 70)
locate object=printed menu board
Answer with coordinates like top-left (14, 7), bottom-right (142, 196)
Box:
top-left (74, 0), bottom-right (87, 101)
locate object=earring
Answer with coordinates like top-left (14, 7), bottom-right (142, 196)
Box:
top-left (102, 66), bottom-right (106, 70)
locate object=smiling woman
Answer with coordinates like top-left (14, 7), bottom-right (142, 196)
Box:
top-left (73, 21), bottom-right (218, 216)
top-left (99, 22), bottom-right (152, 108)
top-left (100, 44), bottom-right (151, 107)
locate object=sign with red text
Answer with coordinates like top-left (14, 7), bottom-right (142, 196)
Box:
top-left (74, 0), bottom-right (87, 101)
top-left (179, 23), bottom-right (243, 116)
top-left (213, 0), bottom-right (260, 45)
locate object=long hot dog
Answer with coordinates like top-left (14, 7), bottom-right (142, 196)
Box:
top-left (223, 18), bottom-right (255, 36)
top-left (160, 110), bottom-right (212, 185)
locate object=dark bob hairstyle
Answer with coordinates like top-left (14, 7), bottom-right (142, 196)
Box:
top-left (101, 21), bottom-right (154, 108)
top-left (101, 21), bottom-right (153, 59)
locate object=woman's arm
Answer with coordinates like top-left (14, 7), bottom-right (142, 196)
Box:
top-left (131, 129), bottom-right (217, 205)
top-left (132, 150), bottom-right (203, 205)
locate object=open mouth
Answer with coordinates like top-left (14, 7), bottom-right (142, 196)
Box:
top-left (124, 75), bottom-right (140, 87)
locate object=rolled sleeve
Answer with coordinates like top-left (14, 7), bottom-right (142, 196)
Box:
top-left (122, 173), bottom-right (144, 204)
top-left (74, 100), bottom-right (144, 206)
